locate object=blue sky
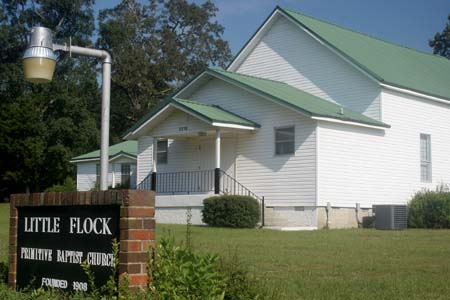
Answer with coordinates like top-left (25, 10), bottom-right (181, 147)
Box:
top-left (95, 0), bottom-right (450, 55)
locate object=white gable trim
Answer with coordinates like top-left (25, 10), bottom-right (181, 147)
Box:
top-left (228, 8), bottom-right (450, 104)
top-left (311, 117), bottom-right (386, 130)
top-left (125, 99), bottom-right (258, 139)
top-left (227, 9), bottom-right (280, 71)
top-left (276, 10), bottom-right (379, 84)
top-left (174, 71), bottom-right (309, 118)
top-left (124, 105), bottom-right (173, 139)
top-left (227, 9), bottom-right (379, 84)
top-left (70, 153), bottom-right (137, 164)
top-left (211, 122), bottom-right (256, 130)
top-left (176, 71), bottom-right (388, 131)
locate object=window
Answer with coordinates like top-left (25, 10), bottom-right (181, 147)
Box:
top-left (95, 164), bottom-right (100, 185)
top-left (121, 164), bottom-right (131, 188)
top-left (420, 134), bottom-right (432, 182)
top-left (275, 126), bottom-right (295, 155)
top-left (157, 139), bottom-right (168, 164)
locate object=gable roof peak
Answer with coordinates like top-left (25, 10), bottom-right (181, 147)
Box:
top-left (229, 6), bottom-right (450, 101)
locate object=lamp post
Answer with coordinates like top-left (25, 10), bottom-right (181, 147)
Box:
top-left (23, 26), bottom-right (112, 191)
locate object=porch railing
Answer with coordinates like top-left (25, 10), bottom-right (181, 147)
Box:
top-left (137, 169), bottom-right (215, 194)
top-left (137, 168), bottom-right (265, 226)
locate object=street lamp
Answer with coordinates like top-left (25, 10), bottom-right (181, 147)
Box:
top-left (23, 26), bottom-right (112, 191)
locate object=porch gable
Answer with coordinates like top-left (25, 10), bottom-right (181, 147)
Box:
top-left (125, 98), bottom-right (260, 139)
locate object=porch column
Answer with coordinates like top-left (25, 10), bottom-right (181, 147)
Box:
top-left (214, 129), bottom-right (221, 194)
top-left (151, 138), bottom-right (157, 192)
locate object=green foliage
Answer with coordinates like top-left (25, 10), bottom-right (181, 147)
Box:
top-left (408, 188), bottom-right (450, 228)
top-left (430, 14), bottom-right (450, 59)
top-left (44, 177), bottom-right (76, 192)
top-left (97, 0), bottom-right (232, 138)
top-left (149, 237), bottom-right (225, 300)
top-left (0, 0), bottom-right (100, 194)
top-left (0, 262), bottom-right (7, 284)
top-left (202, 195), bottom-right (260, 228)
top-left (218, 251), bottom-right (278, 300)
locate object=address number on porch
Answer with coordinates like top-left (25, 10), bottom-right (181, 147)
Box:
top-left (179, 126), bottom-right (188, 132)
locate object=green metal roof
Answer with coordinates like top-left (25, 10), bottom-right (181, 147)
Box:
top-left (71, 141), bottom-right (138, 162)
top-left (173, 98), bottom-right (260, 127)
top-left (280, 7), bottom-right (450, 101)
top-left (124, 68), bottom-right (389, 138)
top-left (209, 68), bottom-right (389, 128)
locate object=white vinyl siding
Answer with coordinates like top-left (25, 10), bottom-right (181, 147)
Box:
top-left (137, 136), bottom-right (153, 184)
top-left (420, 134), bottom-right (432, 182)
top-left (317, 89), bottom-right (450, 208)
top-left (235, 15), bottom-right (381, 120)
top-left (188, 78), bottom-right (317, 206)
top-left (149, 109), bottom-right (213, 137)
top-left (76, 159), bottom-right (136, 191)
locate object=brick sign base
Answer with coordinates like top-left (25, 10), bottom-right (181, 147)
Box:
top-left (9, 190), bottom-right (155, 290)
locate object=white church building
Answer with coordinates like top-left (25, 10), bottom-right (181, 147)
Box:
top-left (121, 7), bottom-right (450, 229)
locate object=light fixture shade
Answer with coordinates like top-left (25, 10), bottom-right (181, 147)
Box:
top-left (23, 46), bottom-right (57, 83)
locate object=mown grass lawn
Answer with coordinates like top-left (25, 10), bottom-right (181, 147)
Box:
top-left (0, 203), bottom-right (9, 262)
top-left (1, 203), bottom-right (450, 299)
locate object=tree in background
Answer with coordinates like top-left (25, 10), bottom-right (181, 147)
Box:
top-left (430, 14), bottom-right (450, 59)
top-left (97, 0), bottom-right (232, 141)
top-left (0, 0), bottom-right (231, 194)
top-left (0, 0), bottom-right (99, 193)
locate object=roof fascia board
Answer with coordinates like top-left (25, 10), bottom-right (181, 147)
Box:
top-left (70, 157), bottom-right (100, 164)
top-left (109, 152), bottom-right (137, 162)
top-left (312, 116), bottom-right (387, 130)
top-left (174, 71), bottom-right (210, 99)
top-left (211, 122), bottom-right (257, 130)
top-left (70, 152), bottom-right (137, 164)
top-left (380, 83), bottom-right (450, 106)
top-left (127, 105), bottom-right (173, 139)
top-left (174, 69), bottom-right (385, 130)
top-left (227, 7), bottom-right (280, 71)
top-left (277, 9), bottom-right (380, 84)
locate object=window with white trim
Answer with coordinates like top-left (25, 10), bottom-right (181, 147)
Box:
top-left (121, 163), bottom-right (131, 188)
top-left (420, 134), bottom-right (432, 182)
top-left (275, 126), bottom-right (295, 155)
top-left (157, 139), bottom-right (168, 164)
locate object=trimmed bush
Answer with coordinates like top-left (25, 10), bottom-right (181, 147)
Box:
top-left (44, 177), bottom-right (76, 192)
top-left (408, 189), bottom-right (450, 228)
top-left (202, 195), bottom-right (260, 228)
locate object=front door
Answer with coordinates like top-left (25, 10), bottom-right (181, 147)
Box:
top-left (196, 138), bottom-right (214, 170)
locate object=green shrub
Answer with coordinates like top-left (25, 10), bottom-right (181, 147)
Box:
top-left (202, 195), bottom-right (260, 228)
top-left (149, 237), bottom-right (225, 300)
top-left (44, 177), bottom-right (76, 192)
top-left (408, 189), bottom-right (450, 228)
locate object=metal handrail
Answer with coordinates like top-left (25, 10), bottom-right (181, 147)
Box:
top-left (137, 169), bottom-right (265, 226)
top-left (219, 170), bottom-right (262, 201)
